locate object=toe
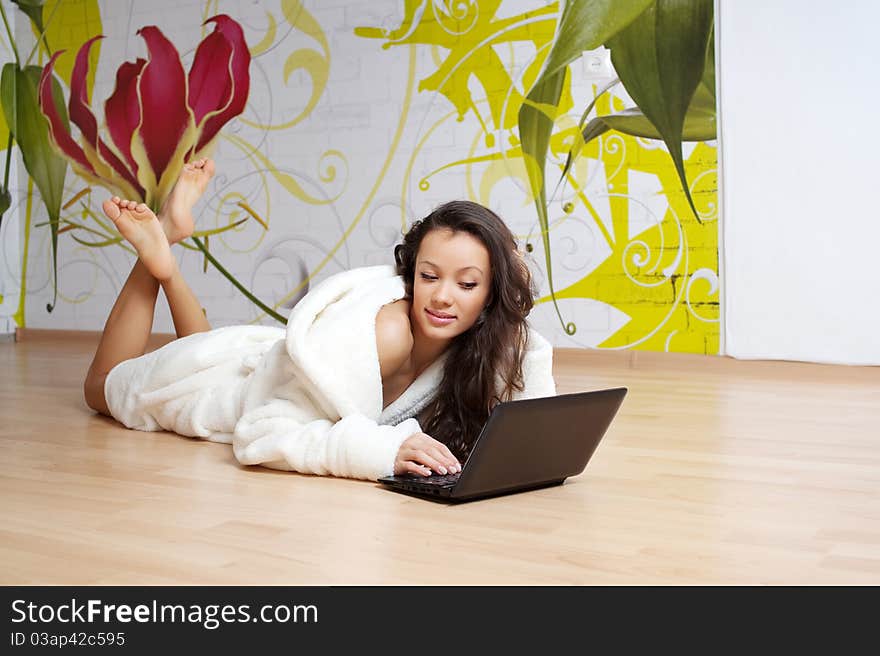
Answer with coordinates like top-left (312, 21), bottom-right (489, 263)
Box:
top-left (102, 199), bottom-right (121, 220)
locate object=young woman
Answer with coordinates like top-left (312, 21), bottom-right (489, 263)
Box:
top-left (83, 159), bottom-right (556, 481)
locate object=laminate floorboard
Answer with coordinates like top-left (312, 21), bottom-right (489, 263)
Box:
top-left (2, 332), bottom-right (878, 584)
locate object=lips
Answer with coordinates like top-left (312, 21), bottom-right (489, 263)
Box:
top-left (425, 308), bottom-right (456, 326)
top-left (427, 309), bottom-right (455, 319)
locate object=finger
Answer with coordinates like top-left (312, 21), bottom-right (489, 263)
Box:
top-left (414, 452), bottom-right (447, 475)
top-left (427, 440), bottom-right (461, 471)
top-left (437, 445), bottom-right (461, 471)
top-left (426, 447), bottom-right (456, 474)
top-left (405, 461), bottom-right (432, 477)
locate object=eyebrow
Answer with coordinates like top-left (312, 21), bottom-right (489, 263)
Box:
top-left (419, 260), bottom-right (484, 275)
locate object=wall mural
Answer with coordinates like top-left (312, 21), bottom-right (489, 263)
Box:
top-left (0, 0), bottom-right (718, 354)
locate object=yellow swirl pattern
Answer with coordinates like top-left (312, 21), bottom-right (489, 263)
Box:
top-left (358, 1), bottom-right (719, 354)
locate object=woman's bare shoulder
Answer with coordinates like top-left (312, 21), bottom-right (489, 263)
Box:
top-left (377, 298), bottom-right (412, 329)
top-left (376, 299), bottom-right (414, 378)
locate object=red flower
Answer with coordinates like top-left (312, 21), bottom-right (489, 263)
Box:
top-left (39, 14), bottom-right (250, 210)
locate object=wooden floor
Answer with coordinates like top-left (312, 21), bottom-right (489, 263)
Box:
top-left (2, 330), bottom-right (879, 585)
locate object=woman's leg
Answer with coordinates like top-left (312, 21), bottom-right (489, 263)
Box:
top-left (84, 160), bottom-right (216, 415)
top-left (159, 158), bottom-right (215, 339)
top-left (160, 258), bottom-right (211, 339)
top-left (83, 256), bottom-right (161, 415)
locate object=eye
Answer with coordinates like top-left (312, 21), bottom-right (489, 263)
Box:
top-left (420, 273), bottom-right (476, 290)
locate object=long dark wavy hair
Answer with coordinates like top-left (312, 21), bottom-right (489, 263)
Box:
top-left (394, 200), bottom-right (538, 461)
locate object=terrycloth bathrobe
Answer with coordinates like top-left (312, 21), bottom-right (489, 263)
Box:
top-left (104, 264), bottom-right (556, 480)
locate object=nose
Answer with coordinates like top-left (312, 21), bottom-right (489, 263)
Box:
top-left (431, 280), bottom-right (454, 307)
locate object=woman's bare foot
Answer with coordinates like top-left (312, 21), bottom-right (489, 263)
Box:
top-left (103, 197), bottom-right (175, 281)
top-left (158, 158), bottom-right (215, 244)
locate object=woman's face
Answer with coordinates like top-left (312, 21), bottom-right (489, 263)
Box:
top-left (411, 228), bottom-right (492, 341)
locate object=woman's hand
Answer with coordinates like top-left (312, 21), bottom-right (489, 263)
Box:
top-left (394, 432), bottom-right (462, 477)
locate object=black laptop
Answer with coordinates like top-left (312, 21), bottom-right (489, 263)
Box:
top-left (378, 387), bottom-right (627, 502)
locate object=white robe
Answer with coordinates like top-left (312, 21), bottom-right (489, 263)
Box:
top-left (104, 264), bottom-right (556, 480)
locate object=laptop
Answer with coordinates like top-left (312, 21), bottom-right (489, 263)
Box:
top-left (377, 387), bottom-right (627, 502)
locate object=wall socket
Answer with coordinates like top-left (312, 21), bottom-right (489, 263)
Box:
top-left (581, 46), bottom-right (614, 79)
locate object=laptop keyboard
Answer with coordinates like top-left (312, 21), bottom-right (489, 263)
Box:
top-left (403, 472), bottom-right (461, 488)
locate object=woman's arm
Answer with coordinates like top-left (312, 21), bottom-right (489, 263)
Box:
top-left (233, 409), bottom-right (425, 480)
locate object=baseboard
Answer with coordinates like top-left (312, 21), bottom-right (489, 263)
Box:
top-left (554, 345), bottom-right (879, 383)
top-left (11, 328), bottom-right (877, 383)
top-left (555, 346), bottom-right (718, 369)
top-left (14, 327), bottom-right (177, 350)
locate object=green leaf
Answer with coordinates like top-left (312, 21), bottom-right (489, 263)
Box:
top-left (191, 236), bottom-right (288, 325)
top-left (518, 0), bottom-right (654, 335)
top-left (606, 0), bottom-right (714, 220)
top-left (594, 106), bottom-right (714, 142)
top-left (556, 77), bottom-right (619, 194)
top-left (0, 63), bottom-right (12, 230)
top-left (11, 0), bottom-right (44, 35)
top-left (580, 83), bottom-right (716, 144)
top-left (0, 186), bottom-right (10, 217)
top-left (191, 218), bottom-right (248, 238)
top-left (581, 118), bottom-right (611, 146)
top-left (0, 97), bottom-right (8, 155)
top-left (518, 67), bottom-right (575, 334)
top-left (1, 64), bottom-right (17, 136)
top-left (71, 233), bottom-right (122, 248)
top-left (552, 86), bottom-right (718, 201)
top-left (1, 63), bottom-right (68, 312)
top-left (702, 23), bottom-right (715, 102)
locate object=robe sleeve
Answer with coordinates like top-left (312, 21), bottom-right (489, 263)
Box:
top-left (232, 400), bottom-right (422, 481)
